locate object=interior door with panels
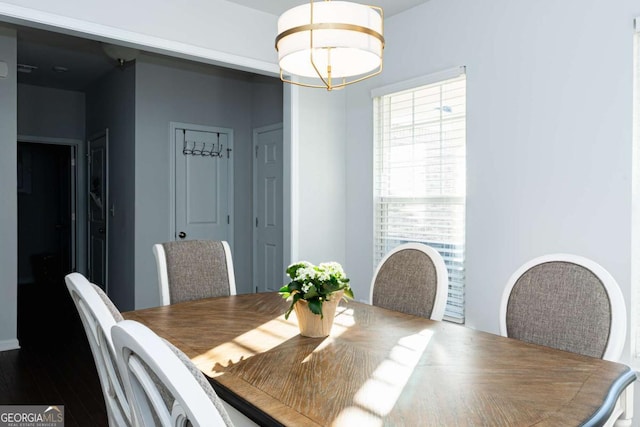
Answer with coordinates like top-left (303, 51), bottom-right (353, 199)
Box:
top-left (88, 130), bottom-right (108, 290)
top-left (173, 124), bottom-right (234, 247)
top-left (253, 124), bottom-right (283, 293)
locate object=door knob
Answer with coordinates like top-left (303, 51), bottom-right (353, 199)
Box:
top-left (178, 231), bottom-right (187, 239)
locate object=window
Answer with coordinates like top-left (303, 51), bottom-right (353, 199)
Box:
top-left (373, 68), bottom-right (466, 322)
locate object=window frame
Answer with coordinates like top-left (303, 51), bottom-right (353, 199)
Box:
top-left (372, 67), bottom-right (467, 322)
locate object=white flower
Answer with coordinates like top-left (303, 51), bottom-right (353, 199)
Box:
top-left (288, 260), bottom-right (312, 270)
top-left (280, 260), bottom-right (352, 319)
top-left (319, 262), bottom-right (345, 278)
top-left (296, 266), bottom-right (317, 282)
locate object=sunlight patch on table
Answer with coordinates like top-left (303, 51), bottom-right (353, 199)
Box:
top-left (194, 306), bottom-right (357, 374)
top-left (350, 329), bottom-right (433, 417)
top-left (331, 406), bottom-right (383, 427)
top-left (192, 315), bottom-right (300, 373)
top-left (299, 308), bottom-right (355, 364)
top-left (333, 306), bottom-right (356, 328)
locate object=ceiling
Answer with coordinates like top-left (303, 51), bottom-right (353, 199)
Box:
top-left (16, 26), bottom-right (116, 91)
top-left (14, 1), bottom-right (429, 91)
top-left (225, 0), bottom-right (429, 17)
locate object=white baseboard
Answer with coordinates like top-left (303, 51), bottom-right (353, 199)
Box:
top-left (0, 338), bottom-right (20, 352)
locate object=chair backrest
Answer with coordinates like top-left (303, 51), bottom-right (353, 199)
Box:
top-left (153, 240), bottom-right (236, 306)
top-left (65, 272), bottom-right (131, 426)
top-left (111, 319), bottom-right (233, 427)
top-left (499, 253), bottom-right (626, 361)
top-left (370, 242), bottom-right (449, 321)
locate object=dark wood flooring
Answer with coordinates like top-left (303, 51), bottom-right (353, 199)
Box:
top-left (0, 280), bottom-right (109, 426)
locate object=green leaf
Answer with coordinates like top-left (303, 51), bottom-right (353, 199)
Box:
top-left (279, 285), bottom-right (290, 293)
top-left (304, 285), bottom-right (318, 299)
top-left (324, 282), bottom-right (340, 294)
top-left (284, 293), bottom-right (302, 319)
top-left (288, 281), bottom-right (302, 292)
top-left (286, 262), bottom-right (311, 279)
top-left (343, 287), bottom-right (354, 299)
top-left (284, 304), bottom-right (293, 319)
top-left (308, 299), bottom-right (323, 317)
top-left (286, 265), bottom-right (299, 279)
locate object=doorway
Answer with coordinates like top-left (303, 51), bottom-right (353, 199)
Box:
top-left (16, 140), bottom-right (94, 381)
top-left (17, 140), bottom-right (78, 285)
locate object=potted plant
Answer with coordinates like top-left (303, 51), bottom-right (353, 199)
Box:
top-left (279, 261), bottom-right (354, 337)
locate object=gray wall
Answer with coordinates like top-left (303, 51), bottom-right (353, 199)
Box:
top-left (251, 74), bottom-right (283, 129)
top-left (17, 84), bottom-right (87, 282)
top-left (0, 27), bottom-right (18, 350)
top-left (86, 65), bottom-right (136, 311)
top-left (18, 84), bottom-right (85, 139)
top-left (134, 54), bottom-right (282, 309)
top-left (0, 0), bottom-right (280, 352)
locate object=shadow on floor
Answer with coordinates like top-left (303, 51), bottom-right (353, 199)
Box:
top-left (0, 280), bottom-right (109, 427)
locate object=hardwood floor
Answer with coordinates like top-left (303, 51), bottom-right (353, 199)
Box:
top-left (0, 281), bottom-right (109, 427)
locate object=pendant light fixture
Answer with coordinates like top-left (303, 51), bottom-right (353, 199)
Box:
top-left (275, 0), bottom-right (384, 91)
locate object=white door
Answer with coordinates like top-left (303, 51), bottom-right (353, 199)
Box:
top-left (88, 131), bottom-right (108, 290)
top-left (253, 124), bottom-right (284, 293)
top-left (174, 125), bottom-right (233, 246)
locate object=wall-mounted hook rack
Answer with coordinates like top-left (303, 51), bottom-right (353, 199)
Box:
top-left (181, 130), bottom-right (225, 158)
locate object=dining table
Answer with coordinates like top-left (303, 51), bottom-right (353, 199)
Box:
top-left (123, 292), bottom-right (636, 427)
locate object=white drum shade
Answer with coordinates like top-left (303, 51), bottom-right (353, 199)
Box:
top-left (276, 1), bottom-right (384, 80)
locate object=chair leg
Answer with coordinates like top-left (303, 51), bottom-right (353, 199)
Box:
top-left (611, 383), bottom-right (634, 427)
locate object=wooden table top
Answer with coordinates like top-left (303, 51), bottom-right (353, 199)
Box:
top-left (124, 293), bottom-right (635, 427)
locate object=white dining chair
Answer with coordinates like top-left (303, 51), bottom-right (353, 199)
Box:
top-left (111, 319), bottom-right (233, 427)
top-left (153, 240), bottom-right (236, 306)
top-left (499, 253), bottom-right (626, 361)
top-left (65, 272), bottom-right (131, 427)
top-left (370, 242), bottom-right (449, 320)
top-left (499, 253), bottom-right (632, 426)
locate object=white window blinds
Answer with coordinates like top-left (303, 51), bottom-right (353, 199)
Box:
top-left (373, 70), bottom-right (466, 322)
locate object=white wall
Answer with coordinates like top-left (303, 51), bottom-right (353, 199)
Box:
top-left (5, 0), bottom-right (634, 379)
top-left (0, 26), bottom-right (18, 350)
top-left (346, 0), bottom-right (638, 342)
top-left (294, 87), bottom-right (347, 266)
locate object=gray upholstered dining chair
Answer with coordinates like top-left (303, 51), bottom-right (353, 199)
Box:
top-left (65, 272), bottom-right (132, 427)
top-left (112, 319), bottom-right (233, 427)
top-left (499, 253), bottom-right (627, 361)
top-left (153, 240), bottom-right (236, 306)
top-left (369, 242), bottom-right (449, 320)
